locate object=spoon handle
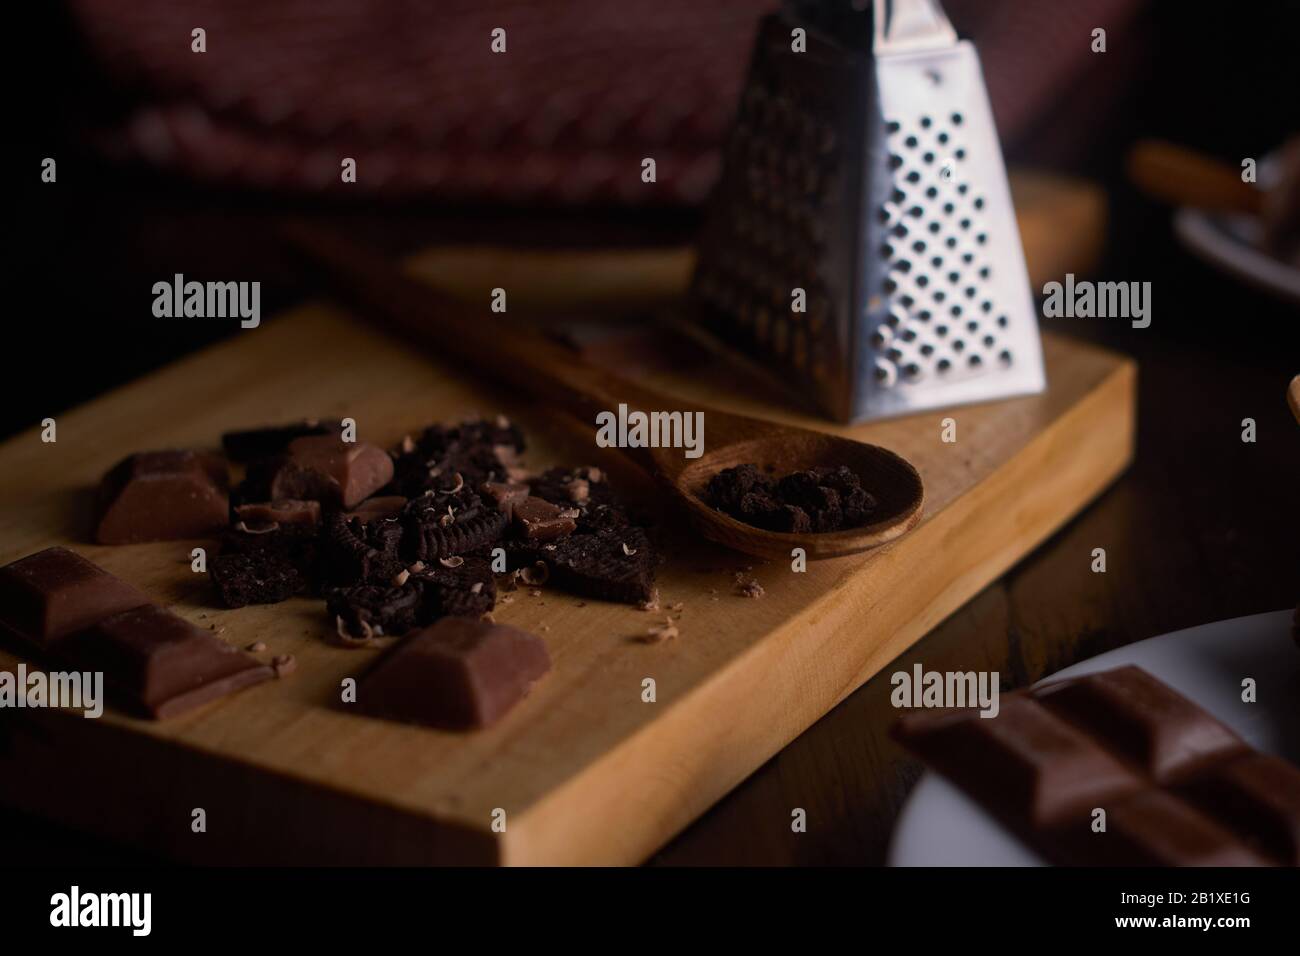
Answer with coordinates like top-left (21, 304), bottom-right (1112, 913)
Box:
top-left (1127, 140), bottom-right (1265, 215)
top-left (281, 222), bottom-right (690, 473)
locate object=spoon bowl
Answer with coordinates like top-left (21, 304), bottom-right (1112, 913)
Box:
top-left (665, 431), bottom-right (923, 560)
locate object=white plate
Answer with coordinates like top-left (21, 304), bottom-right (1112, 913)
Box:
top-left (888, 609), bottom-right (1300, 866)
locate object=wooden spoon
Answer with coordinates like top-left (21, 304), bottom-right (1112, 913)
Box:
top-left (1127, 140), bottom-right (1264, 216)
top-left (281, 224), bottom-right (924, 560)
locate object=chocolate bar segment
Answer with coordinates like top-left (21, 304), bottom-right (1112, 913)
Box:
top-left (1178, 753), bottom-right (1300, 866)
top-left (0, 547), bottom-right (149, 646)
top-left (894, 665), bottom-right (1296, 866)
top-left (95, 450), bottom-right (229, 544)
top-left (1075, 790), bottom-right (1268, 867)
top-left (269, 436), bottom-right (394, 509)
top-left (61, 604), bottom-right (274, 719)
top-left (1032, 666), bottom-right (1246, 782)
top-left (894, 695), bottom-right (1141, 829)
top-left (357, 617), bottom-right (550, 730)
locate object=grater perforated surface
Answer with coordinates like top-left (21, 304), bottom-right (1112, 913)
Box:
top-left (874, 109), bottom-right (1010, 385)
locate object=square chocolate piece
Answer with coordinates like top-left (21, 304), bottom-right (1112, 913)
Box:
top-left (269, 436), bottom-right (394, 509)
top-left (0, 547), bottom-right (149, 646)
top-left (61, 604), bottom-right (274, 719)
top-left (357, 617), bottom-right (550, 730)
top-left (95, 450), bottom-right (230, 544)
top-left (513, 496), bottom-right (577, 542)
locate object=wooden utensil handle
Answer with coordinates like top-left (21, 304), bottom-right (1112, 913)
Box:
top-left (1127, 140), bottom-right (1265, 215)
top-left (280, 222), bottom-right (676, 467)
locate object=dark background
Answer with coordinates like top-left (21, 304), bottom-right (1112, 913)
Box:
top-left (9, 0), bottom-right (1300, 865)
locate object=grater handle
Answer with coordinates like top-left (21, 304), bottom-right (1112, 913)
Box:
top-left (872, 0), bottom-right (958, 55)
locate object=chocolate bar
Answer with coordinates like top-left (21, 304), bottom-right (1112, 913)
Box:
top-left (60, 603), bottom-right (274, 719)
top-left (0, 547), bottom-right (149, 646)
top-left (268, 436), bottom-right (394, 509)
top-left (357, 617), bottom-right (550, 729)
top-left (894, 665), bottom-right (1300, 866)
top-left (95, 450), bottom-right (229, 544)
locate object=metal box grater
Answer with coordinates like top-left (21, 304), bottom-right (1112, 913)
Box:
top-left (689, 0), bottom-right (1046, 423)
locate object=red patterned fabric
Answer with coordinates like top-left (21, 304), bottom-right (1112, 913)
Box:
top-left (69, 0), bottom-right (1143, 204)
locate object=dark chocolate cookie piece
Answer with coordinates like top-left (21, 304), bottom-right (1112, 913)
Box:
top-left (219, 523), bottom-right (322, 585)
top-left (400, 488), bottom-right (509, 562)
top-left (320, 512), bottom-right (405, 588)
top-left (530, 466), bottom-right (618, 510)
top-left (385, 417), bottom-right (526, 498)
top-left (326, 582), bottom-right (424, 640)
top-left (210, 551), bottom-right (306, 608)
top-left (517, 525), bottom-right (657, 605)
top-left (412, 556), bottom-right (497, 620)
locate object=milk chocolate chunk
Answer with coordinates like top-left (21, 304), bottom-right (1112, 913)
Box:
top-left (513, 496), bottom-right (577, 542)
top-left (61, 604), bottom-right (274, 719)
top-left (234, 499), bottom-right (321, 530)
top-left (269, 436), bottom-right (394, 509)
top-left (358, 617), bottom-right (550, 730)
top-left (221, 419), bottom-right (342, 462)
top-left (0, 547), bottom-right (149, 646)
top-left (480, 481), bottom-right (530, 518)
top-left (95, 450), bottom-right (229, 544)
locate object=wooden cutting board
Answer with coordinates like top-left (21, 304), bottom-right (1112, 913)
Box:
top-left (0, 263), bottom-right (1133, 865)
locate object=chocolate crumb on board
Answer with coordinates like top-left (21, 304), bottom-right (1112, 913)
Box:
top-left (735, 573), bottom-right (765, 599)
top-left (638, 618), bottom-right (679, 644)
top-left (706, 463), bottom-right (878, 533)
top-left (271, 654), bottom-right (297, 677)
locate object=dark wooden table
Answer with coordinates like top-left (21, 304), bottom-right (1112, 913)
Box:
top-left (9, 181), bottom-right (1299, 865)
